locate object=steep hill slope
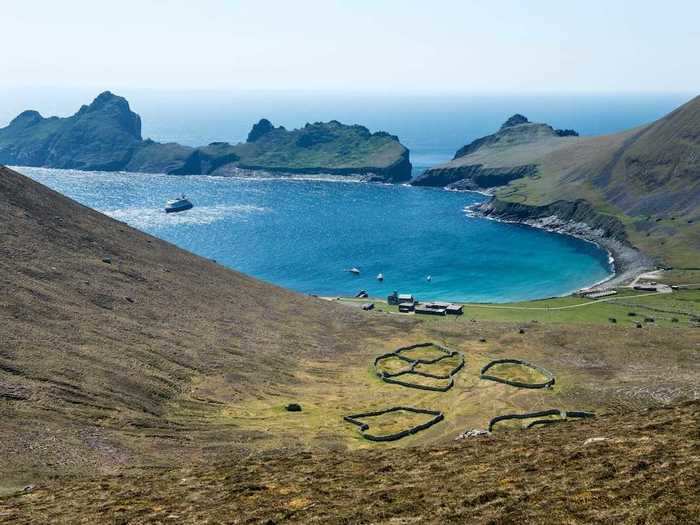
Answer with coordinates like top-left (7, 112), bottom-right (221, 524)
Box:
top-left (0, 165), bottom-right (410, 484)
top-left (0, 93), bottom-right (412, 182)
top-left (485, 96), bottom-right (700, 267)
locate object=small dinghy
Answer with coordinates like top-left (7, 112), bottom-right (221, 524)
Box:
top-left (426, 275), bottom-right (432, 282)
top-left (348, 267), bottom-right (361, 275)
top-left (165, 195), bottom-right (193, 214)
top-left (377, 273), bottom-right (384, 281)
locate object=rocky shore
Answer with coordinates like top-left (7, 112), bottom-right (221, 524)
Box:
top-left (473, 198), bottom-right (655, 289)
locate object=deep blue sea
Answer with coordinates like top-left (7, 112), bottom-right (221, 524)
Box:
top-left (19, 167), bottom-right (611, 302)
top-left (9, 91), bottom-right (690, 302)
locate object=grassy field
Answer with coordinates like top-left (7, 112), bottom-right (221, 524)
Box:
top-left (342, 287), bottom-right (700, 327)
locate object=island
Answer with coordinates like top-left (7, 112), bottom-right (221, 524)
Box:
top-left (0, 91), bottom-right (412, 183)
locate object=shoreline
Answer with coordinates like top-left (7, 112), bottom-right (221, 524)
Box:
top-left (466, 201), bottom-right (655, 291)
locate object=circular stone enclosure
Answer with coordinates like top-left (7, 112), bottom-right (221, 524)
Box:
top-left (480, 358), bottom-right (555, 389)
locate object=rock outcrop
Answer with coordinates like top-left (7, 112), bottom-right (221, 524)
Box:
top-left (0, 91), bottom-right (143, 171)
top-left (412, 115), bottom-right (580, 189)
top-left (0, 92), bottom-right (412, 183)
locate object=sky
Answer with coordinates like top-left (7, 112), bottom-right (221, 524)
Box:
top-left (3, 0), bottom-right (700, 94)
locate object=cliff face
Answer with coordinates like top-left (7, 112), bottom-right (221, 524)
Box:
top-left (479, 198), bottom-right (628, 242)
top-left (412, 115), bottom-right (579, 190)
top-left (0, 94), bottom-right (412, 183)
top-left (412, 164), bottom-right (536, 189)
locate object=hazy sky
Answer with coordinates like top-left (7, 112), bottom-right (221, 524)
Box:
top-left (3, 0), bottom-right (699, 93)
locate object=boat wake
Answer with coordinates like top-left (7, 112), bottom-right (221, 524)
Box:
top-left (103, 204), bottom-right (268, 229)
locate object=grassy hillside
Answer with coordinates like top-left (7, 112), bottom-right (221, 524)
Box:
top-left (3, 401), bottom-right (698, 523)
top-left (494, 96), bottom-right (700, 267)
top-left (1, 165), bottom-right (698, 521)
top-left (0, 165), bottom-right (411, 488)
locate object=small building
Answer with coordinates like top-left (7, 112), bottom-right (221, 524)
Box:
top-left (425, 301), bottom-right (450, 309)
top-left (584, 290), bottom-right (617, 299)
top-left (398, 302), bottom-right (415, 313)
top-left (355, 290), bottom-right (369, 298)
top-left (415, 304), bottom-right (446, 316)
top-left (387, 291), bottom-right (399, 306)
top-left (423, 301), bottom-right (463, 315)
top-left (398, 294), bottom-right (415, 304)
top-left (446, 304), bottom-right (463, 315)
top-left (634, 284), bottom-right (658, 292)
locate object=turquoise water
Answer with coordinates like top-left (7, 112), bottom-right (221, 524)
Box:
top-left (19, 167), bottom-right (612, 303)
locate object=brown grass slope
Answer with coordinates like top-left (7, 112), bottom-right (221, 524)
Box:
top-left (0, 165), bottom-right (409, 483)
top-left (2, 401), bottom-right (698, 524)
top-left (499, 95), bottom-right (700, 266)
top-left (1, 165), bottom-right (699, 520)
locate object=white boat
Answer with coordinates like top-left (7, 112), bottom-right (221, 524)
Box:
top-left (426, 275), bottom-right (432, 282)
top-left (377, 273), bottom-right (384, 281)
top-left (349, 267), bottom-right (361, 275)
top-left (165, 195), bottom-right (193, 214)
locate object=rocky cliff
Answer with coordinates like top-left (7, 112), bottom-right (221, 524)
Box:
top-left (0, 93), bottom-right (412, 183)
top-left (478, 198), bottom-right (628, 242)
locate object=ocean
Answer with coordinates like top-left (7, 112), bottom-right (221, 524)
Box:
top-left (19, 167), bottom-right (611, 303)
top-left (9, 91), bottom-right (689, 302)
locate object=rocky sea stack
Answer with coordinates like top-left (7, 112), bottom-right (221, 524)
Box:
top-left (0, 92), bottom-right (412, 183)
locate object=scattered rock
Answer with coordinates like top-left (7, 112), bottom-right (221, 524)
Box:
top-left (608, 317), bottom-right (617, 323)
top-left (456, 429), bottom-right (490, 440)
top-left (583, 437), bottom-right (608, 446)
top-left (636, 322), bottom-right (643, 328)
top-left (519, 328), bottom-right (526, 334)
top-left (125, 297), bottom-right (134, 303)
top-left (285, 403), bottom-right (302, 412)
top-left (102, 257), bottom-right (112, 264)
top-left (22, 485), bottom-right (34, 493)
top-left (479, 338), bottom-right (487, 343)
